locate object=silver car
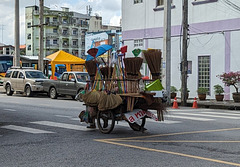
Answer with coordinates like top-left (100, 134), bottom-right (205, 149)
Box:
top-left (3, 67), bottom-right (47, 97)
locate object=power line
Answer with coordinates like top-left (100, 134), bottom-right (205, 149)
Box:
top-left (220, 0), bottom-right (240, 14)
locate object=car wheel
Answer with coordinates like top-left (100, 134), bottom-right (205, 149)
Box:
top-left (6, 84), bottom-right (13, 96)
top-left (49, 87), bottom-right (57, 99)
top-left (25, 85), bottom-right (33, 97)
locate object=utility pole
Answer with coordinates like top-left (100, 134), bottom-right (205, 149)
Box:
top-left (38, 0), bottom-right (44, 72)
top-left (181, 0), bottom-right (188, 106)
top-left (14, 0), bottom-right (20, 66)
top-left (163, 0), bottom-right (171, 105)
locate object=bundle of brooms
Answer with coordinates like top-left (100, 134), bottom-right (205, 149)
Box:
top-left (142, 49), bottom-right (165, 121)
top-left (142, 49), bottom-right (162, 80)
top-left (123, 57), bottom-right (143, 93)
top-left (85, 60), bottom-right (97, 81)
top-left (100, 66), bottom-right (113, 91)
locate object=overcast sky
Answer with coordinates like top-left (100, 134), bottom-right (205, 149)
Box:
top-left (0, 0), bottom-right (121, 46)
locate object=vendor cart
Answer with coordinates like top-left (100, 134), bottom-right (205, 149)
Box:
top-left (78, 47), bottom-right (166, 134)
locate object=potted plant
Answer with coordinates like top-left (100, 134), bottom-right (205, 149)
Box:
top-left (218, 71), bottom-right (240, 102)
top-left (197, 87), bottom-right (208, 100)
top-left (213, 84), bottom-right (224, 101)
top-left (170, 86), bottom-right (178, 99)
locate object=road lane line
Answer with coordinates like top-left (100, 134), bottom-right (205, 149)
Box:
top-left (164, 115), bottom-right (214, 121)
top-left (3, 109), bottom-right (17, 111)
top-left (175, 113), bottom-right (240, 119)
top-left (201, 112), bottom-right (240, 116)
top-left (1, 125), bottom-right (54, 134)
top-left (95, 139), bottom-right (240, 167)
top-left (31, 121), bottom-right (95, 131)
top-left (148, 119), bottom-right (182, 124)
top-left (55, 115), bottom-right (74, 118)
top-left (112, 140), bottom-right (240, 143)
top-left (104, 128), bottom-right (240, 141)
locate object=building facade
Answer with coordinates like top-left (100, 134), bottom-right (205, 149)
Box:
top-left (25, 6), bottom-right (90, 58)
top-left (122, 0), bottom-right (240, 100)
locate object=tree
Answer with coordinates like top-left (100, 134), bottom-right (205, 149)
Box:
top-left (218, 71), bottom-right (240, 93)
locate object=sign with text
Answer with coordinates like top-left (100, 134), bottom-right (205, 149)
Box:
top-left (124, 109), bottom-right (158, 123)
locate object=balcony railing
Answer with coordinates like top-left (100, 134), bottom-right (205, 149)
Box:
top-left (47, 21), bottom-right (59, 26)
top-left (45, 33), bottom-right (59, 38)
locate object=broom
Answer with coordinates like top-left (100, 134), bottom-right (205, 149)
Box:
top-left (85, 60), bottom-right (97, 81)
top-left (123, 57), bottom-right (143, 93)
top-left (142, 49), bottom-right (162, 80)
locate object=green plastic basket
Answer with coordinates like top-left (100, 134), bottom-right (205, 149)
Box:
top-left (145, 79), bottom-right (164, 91)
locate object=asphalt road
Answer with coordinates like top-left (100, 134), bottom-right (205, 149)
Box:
top-left (0, 93), bottom-right (240, 167)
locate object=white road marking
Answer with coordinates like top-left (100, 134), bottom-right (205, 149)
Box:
top-left (201, 112), bottom-right (240, 117)
top-left (30, 121), bottom-right (95, 131)
top-left (175, 113), bottom-right (240, 119)
top-left (115, 121), bottom-right (129, 127)
top-left (71, 118), bottom-right (80, 121)
top-left (225, 111), bottom-right (240, 114)
top-left (55, 115), bottom-right (73, 118)
top-left (3, 109), bottom-right (17, 112)
top-left (148, 119), bottom-right (182, 124)
top-left (164, 115), bottom-right (214, 121)
top-left (1, 125), bottom-right (54, 134)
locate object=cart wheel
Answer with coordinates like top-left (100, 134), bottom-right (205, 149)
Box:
top-left (97, 110), bottom-right (115, 134)
top-left (128, 117), bottom-right (146, 131)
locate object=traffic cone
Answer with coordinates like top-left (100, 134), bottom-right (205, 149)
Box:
top-left (192, 97), bottom-right (198, 109)
top-left (172, 97), bottom-right (179, 109)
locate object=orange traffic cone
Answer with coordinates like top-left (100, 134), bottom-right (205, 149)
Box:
top-left (172, 97), bottom-right (179, 109)
top-left (192, 97), bottom-right (198, 109)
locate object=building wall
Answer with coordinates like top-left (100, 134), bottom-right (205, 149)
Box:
top-left (25, 6), bottom-right (90, 58)
top-left (122, 0), bottom-right (240, 100)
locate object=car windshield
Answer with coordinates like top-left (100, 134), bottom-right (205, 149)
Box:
top-left (25, 71), bottom-right (46, 79)
top-left (75, 73), bottom-right (88, 82)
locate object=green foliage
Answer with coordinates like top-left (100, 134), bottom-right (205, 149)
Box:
top-left (213, 84), bottom-right (224, 95)
top-left (197, 87), bottom-right (208, 94)
top-left (170, 86), bottom-right (178, 93)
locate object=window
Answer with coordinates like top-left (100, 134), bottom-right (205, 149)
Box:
top-left (62, 73), bottom-right (68, 81)
top-left (46, 39), bottom-right (50, 46)
top-left (157, 0), bottom-right (164, 6)
top-left (53, 17), bottom-right (58, 22)
top-left (198, 56), bottom-right (210, 95)
top-left (134, 39), bottom-right (143, 47)
top-left (73, 40), bottom-right (78, 46)
top-left (68, 73), bottom-right (75, 81)
top-left (53, 28), bottom-right (58, 33)
top-left (73, 29), bottom-right (77, 35)
top-left (53, 39), bottom-right (58, 45)
top-left (12, 71), bottom-right (19, 78)
top-left (63, 29), bottom-right (68, 35)
top-left (27, 45), bottom-right (31, 51)
top-left (45, 17), bottom-right (50, 23)
top-left (5, 70), bottom-right (12, 78)
top-left (63, 19), bottom-right (68, 24)
top-left (27, 23), bottom-right (31, 28)
top-left (27, 34), bottom-right (31, 40)
top-left (18, 72), bottom-right (24, 79)
top-left (134, 0), bottom-right (143, 4)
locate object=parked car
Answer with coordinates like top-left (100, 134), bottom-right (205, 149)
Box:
top-left (43, 71), bottom-right (88, 99)
top-left (3, 67), bottom-right (48, 96)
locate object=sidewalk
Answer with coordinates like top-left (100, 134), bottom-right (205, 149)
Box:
top-left (172, 98), bottom-right (240, 111)
top-left (1, 86), bottom-right (239, 110)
